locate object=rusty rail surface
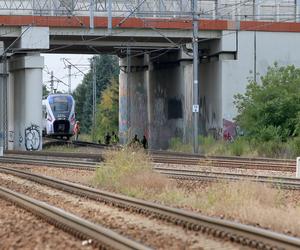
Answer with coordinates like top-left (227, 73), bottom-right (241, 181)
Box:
top-left (0, 166), bottom-right (300, 250)
top-left (0, 186), bottom-right (151, 250)
top-left (154, 167), bottom-right (300, 189)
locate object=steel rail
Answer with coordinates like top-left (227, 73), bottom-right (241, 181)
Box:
top-left (0, 186), bottom-right (151, 250)
top-left (2, 152), bottom-right (298, 189)
top-left (154, 167), bottom-right (300, 189)
top-left (3, 148), bottom-right (296, 172)
top-left (1, 154), bottom-right (299, 188)
top-left (152, 156), bottom-right (295, 171)
top-left (0, 166), bottom-right (300, 250)
top-left (0, 155), bottom-right (98, 170)
top-left (4, 150), bottom-right (103, 161)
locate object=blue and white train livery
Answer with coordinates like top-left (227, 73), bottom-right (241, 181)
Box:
top-left (42, 94), bottom-right (75, 139)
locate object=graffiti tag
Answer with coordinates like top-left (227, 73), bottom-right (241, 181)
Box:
top-left (25, 124), bottom-right (41, 151)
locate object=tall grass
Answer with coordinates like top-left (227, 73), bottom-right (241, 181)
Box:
top-left (169, 135), bottom-right (300, 158)
top-left (93, 148), bottom-right (178, 198)
top-left (92, 149), bottom-right (300, 236)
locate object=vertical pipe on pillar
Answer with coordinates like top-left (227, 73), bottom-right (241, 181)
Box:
top-left (7, 67), bottom-right (13, 150)
top-left (192, 0), bottom-right (199, 154)
top-left (3, 56), bottom-right (7, 151)
top-left (126, 47), bottom-right (131, 142)
top-left (0, 60), bottom-right (3, 156)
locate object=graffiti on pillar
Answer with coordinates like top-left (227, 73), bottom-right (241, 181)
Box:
top-left (25, 124), bottom-right (41, 151)
top-left (119, 96), bottom-right (128, 133)
top-left (131, 81), bottom-right (148, 137)
top-left (19, 132), bottom-right (23, 147)
top-left (8, 131), bottom-right (14, 142)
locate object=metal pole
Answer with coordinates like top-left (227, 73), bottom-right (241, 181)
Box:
top-left (92, 57), bottom-right (97, 142)
top-left (68, 65), bottom-right (71, 94)
top-left (0, 56), bottom-right (4, 156)
top-left (3, 55), bottom-right (7, 151)
top-left (192, 0), bottom-right (199, 154)
top-left (50, 70), bottom-right (54, 94)
top-left (90, 0), bottom-right (94, 31)
top-left (108, 0), bottom-right (112, 33)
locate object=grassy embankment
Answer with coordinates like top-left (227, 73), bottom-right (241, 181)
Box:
top-left (93, 148), bottom-right (300, 236)
top-left (170, 136), bottom-right (300, 159)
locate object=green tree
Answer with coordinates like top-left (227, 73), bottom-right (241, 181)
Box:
top-left (95, 78), bottom-right (119, 141)
top-left (234, 64), bottom-right (300, 141)
top-left (73, 55), bottom-right (119, 133)
top-left (43, 84), bottom-right (50, 97)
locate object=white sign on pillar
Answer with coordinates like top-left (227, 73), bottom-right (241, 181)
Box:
top-left (192, 104), bottom-right (199, 113)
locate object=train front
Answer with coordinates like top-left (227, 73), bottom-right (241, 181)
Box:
top-left (46, 94), bottom-right (75, 139)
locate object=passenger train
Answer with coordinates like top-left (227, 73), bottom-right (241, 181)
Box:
top-left (42, 94), bottom-right (76, 139)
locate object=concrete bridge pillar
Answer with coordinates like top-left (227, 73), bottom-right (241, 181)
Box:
top-left (119, 50), bottom-right (200, 149)
top-left (119, 55), bottom-right (148, 143)
top-left (9, 54), bottom-right (44, 151)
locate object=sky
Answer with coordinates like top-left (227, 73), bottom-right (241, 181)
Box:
top-left (42, 54), bottom-right (93, 93)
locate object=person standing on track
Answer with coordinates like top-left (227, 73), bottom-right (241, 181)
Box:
top-left (141, 135), bottom-right (148, 149)
top-left (104, 132), bottom-right (111, 145)
top-left (73, 121), bottom-right (80, 141)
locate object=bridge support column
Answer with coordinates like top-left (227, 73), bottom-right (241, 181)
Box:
top-left (146, 51), bottom-right (187, 149)
top-left (119, 55), bottom-right (148, 144)
top-left (119, 50), bottom-right (199, 150)
top-left (9, 54), bottom-right (44, 151)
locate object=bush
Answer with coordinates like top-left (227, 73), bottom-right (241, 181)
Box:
top-left (286, 137), bottom-right (300, 158)
top-left (93, 148), bottom-right (177, 198)
top-left (169, 137), bottom-right (192, 153)
top-left (229, 138), bottom-right (245, 156)
top-left (255, 140), bottom-right (285, 158)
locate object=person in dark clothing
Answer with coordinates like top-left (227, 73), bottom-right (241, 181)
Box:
top-left (129, 134), bottom-right (140, 147)
top-left (111, 131), bottom-right (119, 144)
top-left (104, 132), bottom-right (111, 145)
top-left (141, 135), bottom-right (148, 149)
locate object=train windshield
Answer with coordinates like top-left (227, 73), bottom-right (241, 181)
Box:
top-left (48, 95), bottom-right (73, 117)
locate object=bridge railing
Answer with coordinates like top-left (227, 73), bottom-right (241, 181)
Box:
top-left (0, 0), bottom-right (298, 22)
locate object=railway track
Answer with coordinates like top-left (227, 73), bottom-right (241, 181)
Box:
top-left (0, 155), bottom-right (98, 170)
top-left (1, 153), bottom-right (299, 189)
top-left (1, 166), bottom-right (300, 249)
top-left (4, 148), bottom-right (296, 172)
top-left (154, 167), bottom-right (300, 189)
top-left (0, 186), bottom-right (150, 250)
top-left (152, 154), bottom-right (295, 172)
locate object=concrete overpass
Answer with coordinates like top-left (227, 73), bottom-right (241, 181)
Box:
top-left (1, 0), bottom-right (300, 151)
